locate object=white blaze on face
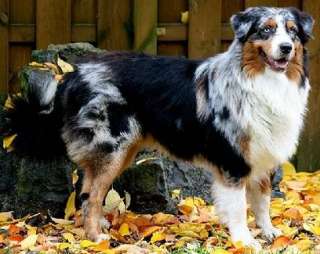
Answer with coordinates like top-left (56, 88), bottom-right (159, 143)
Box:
top-left (270, 15), bottom-right (295, 60)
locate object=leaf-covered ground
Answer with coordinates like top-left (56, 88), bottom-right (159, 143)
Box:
top-left (1, 162), bottom-right (320, 254)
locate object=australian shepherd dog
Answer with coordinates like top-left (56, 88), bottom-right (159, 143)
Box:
top-left (2, 7), bottom-right (314, 249)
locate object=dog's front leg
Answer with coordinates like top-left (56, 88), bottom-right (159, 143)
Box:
top-left (247, 174), bottom-right (282, 241)
top-left (211, 175), bottom-right (261, 250)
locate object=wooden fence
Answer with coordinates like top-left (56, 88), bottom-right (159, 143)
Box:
top-left (0, 0), bottom-right (319, 170)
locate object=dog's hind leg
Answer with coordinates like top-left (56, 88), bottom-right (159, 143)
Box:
top-left (211, 171), bottom-right (262, 250)
top-left (247, 173), bottom-right (282, 241)
top-left (84, 144), bottom-right (141, 242)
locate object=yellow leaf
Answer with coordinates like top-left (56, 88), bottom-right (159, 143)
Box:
top-left (295, 239), bottom-right (313, 251)
top-left (150, 231), bottom-right (166, 243)
top-left (58, 242), bottom-right (71, 250)
top-left (64, 191), bottom-right (76, 220)
top-left (303, 223), bottom-right (320, 236)
top-left (101, 250), bottom-right (116, 254)
top-left (62, 232), bottom-right (75, 243)
top-left (20, 234), bottom-right (38, 250)
top-left (104, 189), bottom-right (122, 212)
top-left (57, 57), bottom-right (74, 73)
top-left (51, 217), bottom-right (74, 225)
top-left (283, 208), bottom-right (303, 221)
top-left (171, 189), bottom-right (181, 199)
top-left (92, 240), bottom-right (110, 252)
top-left (285, 180), bottom-right (306, 191)
top-left (233, 241), bottom-right (244, 249)
top-left (181, 11), bottom-right (189, 24)
top-left (276, 224), bottom-right (298, 237)
top-left (72, 169), bottom-right (79, 186)
top-left (3, 134), bottom-right (17, 151)
top-left (141, 226), bottom-right (162, 238)
top-left (125, 191), bottom-right (131, 209)
top-left (118, 200), bottom-right (126, 214)
top-left (0, 211), bottom-right (13, 222)
top-left (282, 161), bottom-right (296, 175)
top-left (4, 96), bottom-right (14, 109)
top-left (80, 239), bottom-right (97, 248)
top-left (44, 62), bottom-right (60, 74)
top-left (29, 62), bottom-right (46, 68)
top-left (55, 74), bottom-right (64, 81)
top-left (26, 225), bottom-right (37, 236)
top-left (211, 248), bottom-right (229, 254)
top-left (119, 223), bottom-right (130, 236)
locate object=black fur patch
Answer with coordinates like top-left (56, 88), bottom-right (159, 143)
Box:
top-left (107, 103), bottom-right (131, 137)
top-left (288, 7), bottom-right (314, 44)
top-left (3, 51), bottom-right (253, 181)
top-left (80, 192), bottom-right (89, 202)
top-left (2, 86), bottom-right (65, 159)
top-left (96, 142), bottom-right (115, 154)
top-left (96, 52), bottom-right (251, 179)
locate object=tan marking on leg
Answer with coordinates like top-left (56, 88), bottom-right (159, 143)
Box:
top-left (258, 176), bottom-right (271, 194)
top-left (80, 165), bottom-right (94, 195)
top-left (84, 142), bottom-right (142, 241)
top-left (247, 173), bottom-right (281, 241)
top-left (211, 168), bottom-right (260, 249)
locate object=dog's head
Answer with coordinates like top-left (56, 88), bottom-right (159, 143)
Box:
top-left (231, 7), bottom-right (314, 76)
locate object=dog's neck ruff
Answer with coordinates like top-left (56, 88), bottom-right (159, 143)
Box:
top-left (196, 41), bottom-right (309, 176)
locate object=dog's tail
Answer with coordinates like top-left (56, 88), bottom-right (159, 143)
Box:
top-left (1, 70), bottom-right (66, 159)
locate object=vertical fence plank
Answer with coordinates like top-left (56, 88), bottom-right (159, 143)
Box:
top-left (133, 0), bottom-right (157, 54)
top-left (245, 0), bottom-right (278, 7)
top-left (9, 0), bottom-right (34, 93)
top-left (36, 0), bottom-right (71, 49)
top-left (188, 0), bottom-right (222, 59)
top-left (296, 0), bottom-right (320, 171)
top-left (10, 0), bottom-right (35, 24)
top-left (159, 0), bottom-right (188, 23)
top-left (97, 0), bottom-right (131, 51)
top-left (72, 0), bottom-right (96, 23)
top-left (0, 0), bottom-right (9, 93)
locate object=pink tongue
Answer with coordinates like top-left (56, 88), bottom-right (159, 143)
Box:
top-left (268, 58), bottom-right (288, 70)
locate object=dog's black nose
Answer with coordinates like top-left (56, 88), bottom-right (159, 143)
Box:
top-left (280, 43), bottom-right (292, 54)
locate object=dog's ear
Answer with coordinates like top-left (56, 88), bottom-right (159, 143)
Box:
top-left (231, 8), bottom-right (257, 42)
top-left (289, 7), bottom-right (314, 44)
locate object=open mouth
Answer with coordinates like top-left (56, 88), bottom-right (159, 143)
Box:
top-left (260, 51), bottom-right (289, 72)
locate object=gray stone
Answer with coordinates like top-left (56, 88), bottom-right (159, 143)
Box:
top-left (114, 155), bottom-right (213, 214)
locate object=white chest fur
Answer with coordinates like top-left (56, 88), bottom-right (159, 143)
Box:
top-left (245, 68), bottom-right (309, 173)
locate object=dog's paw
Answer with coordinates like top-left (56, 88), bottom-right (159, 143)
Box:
top-left (234, 238), bottom-right (262, 251)
top-left (231, 229), bottom-right (262, 251)
top-left (246, 238), bottom-right (262, 251)
top-left (262, 226), bottom-right (282, 242)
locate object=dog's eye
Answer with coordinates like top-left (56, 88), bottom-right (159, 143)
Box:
top-left (262, 26), bottom-right (272, 33)
top-left (289, 27), bottom-right (298, 34)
